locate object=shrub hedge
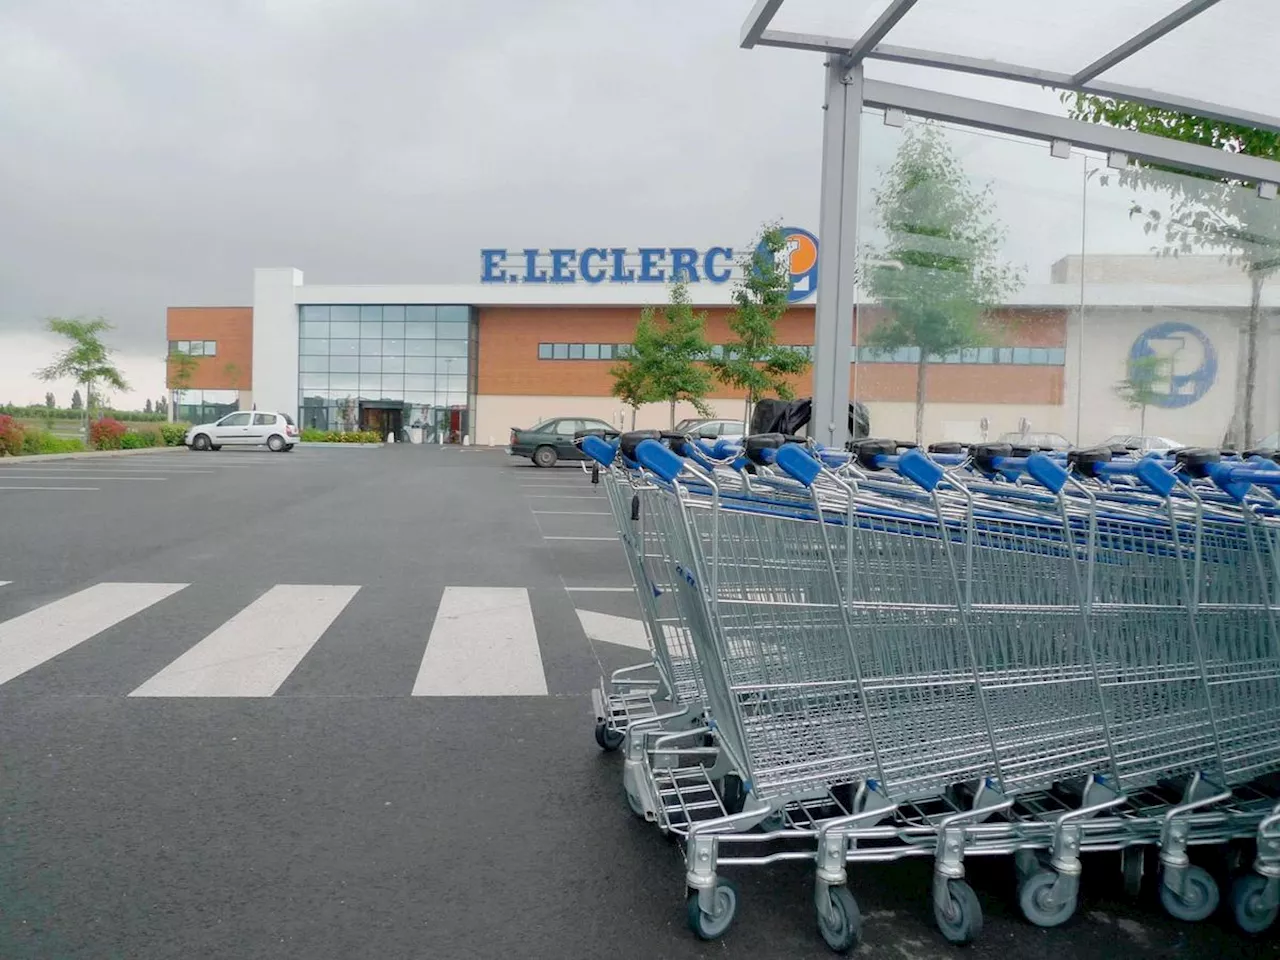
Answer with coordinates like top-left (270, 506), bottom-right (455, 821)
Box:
top-left (300, 428), bottom-right (383, 444)
top-left (89, 418), bottom-right (128, 450)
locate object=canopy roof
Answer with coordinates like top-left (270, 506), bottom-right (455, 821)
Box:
top-left (742, 0), bottom-right (1280, 134)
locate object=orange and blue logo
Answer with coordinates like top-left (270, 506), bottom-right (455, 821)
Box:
top-left (758, 226), bottom-right (819, 303)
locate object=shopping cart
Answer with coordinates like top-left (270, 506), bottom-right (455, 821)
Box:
top-left (623, 436), bottom-right (1280, 949)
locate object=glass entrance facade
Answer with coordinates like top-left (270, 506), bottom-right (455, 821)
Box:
top-left (297, 304), bottom-right (477, 441)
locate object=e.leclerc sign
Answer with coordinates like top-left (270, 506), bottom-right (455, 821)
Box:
top-left (480, 227), bottom-right (818, 304)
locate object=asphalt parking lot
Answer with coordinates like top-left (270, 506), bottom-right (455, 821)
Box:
top-left (0, 443), bottom-right (1275, 959)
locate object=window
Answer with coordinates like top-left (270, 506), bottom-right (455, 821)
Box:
top-left (253, 413), bottom-right (276, 426)
top-left (538, 343), bottom-right (553, 360)
top-left (188, 341), bottom-right (205, 357)
top-left (599, 344), bottom-right (614, 359)
top-left (583, 343), bottom-right (600, 360)
top-left (1045, 348), bottom-right (1066, 365)
top-left (204, 341), bottom-right (217, 356)
top-left (360, 305), bottom-right (381, 323)
top-left (331, 320), bottom-right (360, 339)
top-left (552, 343), bottom-right (569, 360)
top-left (568, 343), bottom-right (584, 359)
top-left (977, 347), bottom-right (995, 364)
top-left (1012, 347), bottom-right (1031, 364)
top-left (220, 412), bottom-right (252, 426)
top-left (1029, 347), bottom-right (1049, 364)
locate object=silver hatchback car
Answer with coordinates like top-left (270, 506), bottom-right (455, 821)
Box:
top-left (186, 411), bottom-right (299, 452)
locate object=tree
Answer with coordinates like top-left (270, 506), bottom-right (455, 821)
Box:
top-left (36, 317), bottom-right (129, 438)
top-left (862, 124), bottom-right (1022, 444)
top-left (44, 392), bottom-right (55, 410)
top-left (167, 346), bottom-right (199, 422)
top-left (1065, 94), bottom-right (1280, 448)
top-left (1115, 353), bottom-right (1170, 436)
top-left (610, 281), bottom-right (713, 429)
top-left (144, 398), bottom-right (153, 414)
top-left (70, 389), bottom-right (83, 411)
top-left (156, 396), bottom-right (168, 417)
top-left (709, 224), bottom-right (811, 427)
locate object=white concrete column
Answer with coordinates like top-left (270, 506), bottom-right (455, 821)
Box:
top-left (252, 268), bottom-right (303, 417)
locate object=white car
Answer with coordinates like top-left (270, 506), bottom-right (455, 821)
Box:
top-left (186, 411), bottom-right (299, 452)
top-left (1099, 434), bottom-right (1184, 455)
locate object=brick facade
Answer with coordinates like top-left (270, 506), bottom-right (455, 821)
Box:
top-left (166, 307), bottom-right (253, 390)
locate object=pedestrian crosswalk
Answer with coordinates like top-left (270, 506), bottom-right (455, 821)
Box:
top-left (0, 581), bottom-right (644, 698)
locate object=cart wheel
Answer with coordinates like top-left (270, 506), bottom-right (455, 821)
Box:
top-left (758, 810), bottom-right (786, 833)
top-left (1160, 865), bottom-right (1219, 922)
top-left (1121, 846), bottom-right (1145, 898)
top-left (1231, 873), bottom-right (1278, 934)
top-left (1018, 870), bottom-right (1077, 928)
top-left (623, 782), bottom-right (646, 819)
top-left (817, 884), bottom-right (862, 953)
top-left (934, 879), bottom-right (983, 945)
top-left (594, 722), bottom-right (624, 751)
top-left (687, 880), bottom-right (738, 941)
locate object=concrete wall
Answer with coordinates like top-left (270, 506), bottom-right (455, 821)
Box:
top-left (251, 268), bottom-right (303, 416)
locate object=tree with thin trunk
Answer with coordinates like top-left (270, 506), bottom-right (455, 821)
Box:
top-left (1065, 94), bottom-right (1280, 448)
top-left (1115, 353), bottom-right (1170, 437)
top-left (862, 124), bottom-right (1022, 445)
top-left (70, 389), bottom-right (83, 410)
top-left (167, 346), bottom-right (199, 422)
top-left (611, 280), bottom-right (713, 429)
top-left (36, 317), bottom-right (129, 440)
top-left (708, 224), bottom-right (810, 428)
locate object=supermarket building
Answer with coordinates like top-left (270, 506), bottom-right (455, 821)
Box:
top-left (166, 239), bottom-right (1280, 449)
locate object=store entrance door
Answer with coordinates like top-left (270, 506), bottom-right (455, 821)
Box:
top-left (359, 403), bottom-right (403, 440)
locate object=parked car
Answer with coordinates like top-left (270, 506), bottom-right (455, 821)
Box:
top-left (186, 411), bottom-right (299, 452)
top-left (675, 418), bottom-right (747, 441)
top-left (509, 417), bottom-right (616, 467)
top-left (1099, 434), bottom-right (1184, 455)
top-left (996, 431), bottom-right (1073, 452)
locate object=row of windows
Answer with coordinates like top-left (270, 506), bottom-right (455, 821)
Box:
top-left (298, 374), bottom-right (470, 394)
top-left (169, 340), bottom-right (217, 357)
top-left (536, 343), bottom-right (810, 361)
top-left (299, 320), bottom-right (471, 341)
top-left (300, 338), bottom-right (471, 359)
top-left (853, 346), bottom-right (1067, 365)
top-left (299, 355), bottom-right (469, 374)
top-left (300, 305), bottom-right (472, 325)
top-left (300, 391), bottom-right (470, 407)
top-left (534, 342), bottom-right (1066, 366)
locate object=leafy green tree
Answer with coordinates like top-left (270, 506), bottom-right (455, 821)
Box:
top-left (1065, 94), bottom-right (1280, 447)
top-left (167, 346), bottom-right (199, 421)
top-left (156, 396), bottom-right (168, 418)
top-left (863, 124), bottom-right (1022, 444)
top-left (44, 392), bottom-right (55, 410)
top-left (709, 224), bottom-right (811, 427)
top-left (610, 280), bottom-right (714, 429)
top-left (70, 389), bottom-right (83, 411)
top-left (144, 398), bottom-right (153, 414)
top-left (36, 317), bottom-right (129, 438)
top-left (1115, 353), bottom-right (1170, 436)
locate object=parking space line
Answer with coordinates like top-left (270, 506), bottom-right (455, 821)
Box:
top-left (542, 536), bottom-right (615, 541)
top-left (0, 582), bottom-right (9, 589)
top-left (0, 475), bottom-right (168, 481)
top-left (531, 510), bottom-right (610, 515)
top-left (0, 486), bottom-right (99, 491)
top-left (131, 585), bottom-right (360, 697)
top-left (522, 495), bottom-right (601, 499)
top-left (576, 609), bottom-right (649, 650)
top-left (564, 586), bottom-right (632, 592)
top-left (0, 582), bottom-right (188, 687)
top-left (413, 587), bottom-right (546, 696)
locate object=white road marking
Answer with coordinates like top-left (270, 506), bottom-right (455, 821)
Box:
top-left (0, 581), bottom-right (10, 589)
top-left (531, 510), bottom-right (610, 515)
top-left (414, 587), bottom-right (547, 696)
top-left (522, 495), bottom-right (602, 499)
top-left (542, 536), bottom-right (616, 541)
top-left (0, 485), bottom-right (99, 491)
top-left (0, 583), bottom-right (188, 686)
top-left (130, 585), bottom-right (359, 697)
top-left (564, 586), bottom-right (633, 592)
top-left (576, 609), bottom-right (649, 651)
top-left (0, 475), bottom-right (168, 481)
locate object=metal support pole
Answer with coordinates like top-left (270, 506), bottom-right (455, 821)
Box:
top-left (812, 58), bottom-right (862, 449)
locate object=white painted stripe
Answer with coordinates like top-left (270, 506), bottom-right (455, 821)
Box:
top-left (0, 581), bottom-right (10, 589)
top-left (0, 582), bottom-right (187, 685)
top-left (0, 475), bottom-right (168, 481)
top-left (576, 609), bottom-right (649, 651)
top-left (414, 587), bottom-right (546, 696)
top-left (523, 495), bottom-right (602, 499)
top-left (564, 586), bottom-right (633, 592)
top-left (531, 510), bottom-right (610, 515)
top-left (0, 486), bottom-right (98, 491)
top-left (130, 584), bottom-right (358, 697)
top-left (543, 536), bottom-right (615, 541)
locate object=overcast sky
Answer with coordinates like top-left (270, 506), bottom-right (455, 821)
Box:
top-left (0, 0), bottom-right (1241, 406)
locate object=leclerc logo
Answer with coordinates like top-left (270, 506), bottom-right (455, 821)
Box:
top-left (760, 226), bottom-right (819, 304)
top-left (478, 232), bottom-right (819, 301)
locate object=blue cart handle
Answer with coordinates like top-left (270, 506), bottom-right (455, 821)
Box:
top-left (1205, 460), bottom-right (1280, 501)
top-left (635, 438), bottom-right (686, 482)
top-left (579, 434), bottom-right (619, 466)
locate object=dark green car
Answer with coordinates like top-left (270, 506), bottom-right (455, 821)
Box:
top-left (508, 417), bottom-right (617, 467)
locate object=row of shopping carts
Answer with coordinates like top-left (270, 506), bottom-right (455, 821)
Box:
top-left (580, 430), bottom-right (1280, 952)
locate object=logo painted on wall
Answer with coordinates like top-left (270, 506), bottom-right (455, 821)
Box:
top-left (760, 226), bottom-right (820, 304)
top-left (1128, 321), bottom-right (1218, 409)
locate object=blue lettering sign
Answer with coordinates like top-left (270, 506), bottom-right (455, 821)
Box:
top-left (549, 248), bottom-right (576, 284)
top-left (579, 248), bottom-right (608, 283)
top-left (669, 248), bottom-right (699, 282)
top-left (703, 247), bottom-right (733, 283)
top-left (481, 249), bottom-right (508, 283)
top-left (637, 247), bottom-right (667, 283)
top-left (522, 248), bottom-right (548, 284)
top-left (609, 248), bottom-right (635, 283)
